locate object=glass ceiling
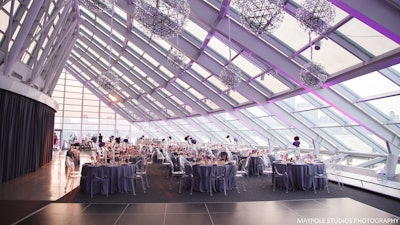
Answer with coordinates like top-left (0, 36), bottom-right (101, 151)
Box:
top-left (0, 0), bottom-right (399, 173)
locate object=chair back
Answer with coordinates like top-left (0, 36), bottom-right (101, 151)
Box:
top-left (135, 159), bottom-right (145, 172)
top-left (171, 156), bottom-right (181, 172)
top-left (274, 163), bottom-right (288, 176)
top-left (237, 158), bottom-right (248, 172)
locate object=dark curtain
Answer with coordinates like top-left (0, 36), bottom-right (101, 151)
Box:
top-left (0, 89), bottom-right (55, 182)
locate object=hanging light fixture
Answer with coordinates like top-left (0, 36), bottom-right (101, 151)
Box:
top-left (167, 47), bottom-right (187, 69)
top-left (97, 2), bottom-right (119, 92)
top-left (296, 0), bottom-right (333, 88)
top-left (219, 11), bottom-right (242, 91)
top-left (79, 0), bottom-right (116, 12)
top-left (98, 70), bottom-right (119, 91)
top-left (237, 0), bottom-right (285, 36)
top-left (166, 35), bottom-right (188, 69)
top-left (299, 32), bottom-right (328, 89)
top-left (133, 0), bottom-right (191, 39)
top-left (299, 61), bottom-right (328, 89)
top-left (296, 0), bottom-right (335, 35)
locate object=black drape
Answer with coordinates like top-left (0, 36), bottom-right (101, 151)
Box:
top-left (0, 89), bottom-right (54, 182)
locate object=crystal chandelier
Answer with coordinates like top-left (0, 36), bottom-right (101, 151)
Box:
top-left (296, 0), bottom-right (335, 35)
top-left (220, 64), bottom-right (242, 90)
top-left (299, 32), bottom-right (328, 89)
top-left (79, 0), bottom-right (116, 12)
top-left (219, 12), bottom-right (242, 91)
top-left (166, 35), bottom-right (188, 69)
top-left (97, 2), bottom-right (119, 91)
top-left (299, 61), bottom-right (328, 89)
top-left (133, 0), bottom-right (191, 39)
top-left (237, 0), bottom-right (285, 36)
top-left (98, 69), bottom-right (119, 91)
top-left (167, 47), bottom-right (187, 69)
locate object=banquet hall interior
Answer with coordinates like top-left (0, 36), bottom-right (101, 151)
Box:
top-left (0, 0), bottom-right (399, 224)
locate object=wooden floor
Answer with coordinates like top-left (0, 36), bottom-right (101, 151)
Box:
top-left (0, 150), bottom-right (399, 225)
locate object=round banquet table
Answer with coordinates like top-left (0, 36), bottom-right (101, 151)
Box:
top-left (245, 155), bottom-right (276, 176)
top-left (80, 163), bottom-right (135, 195)
top-left (272, 162), bottom-right (327, 191)
top-left (186, 163), bottom-right (237, 193)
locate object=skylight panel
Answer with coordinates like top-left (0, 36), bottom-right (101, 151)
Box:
top-left (159, 66), bottom-right (175, 79)
top-left (206, 76), bottom-right (226, 91)
top-left (132, 66), bottom-right (146, 79)
top-left (114, 5), bottom-right (127, 18)
top-left (175, 78), bottom-right (190, 89)
top-left (227, 90), bottom-right (248, 105)
top-left (150, 36), bottom-right (171, 52)
top-left (159, 88), bottom-right (172, 97)
top-left (127, 41), bottom-right (144, 55)
top-left (256, 71), bottom-right (290, 94)
top-left (300, 38), bottom-right (363, 74)
top-left (80, 25), bottom-right (94, 37)
top-left (187, 87), bottom-right (204, 100)
top-left (120, 55), bottom-right (135, 68)
top-left (204, 99), bottom-right (219, 111)
top-left (207, 36), bottom-right (232, 62)
top-left (184, 20), bottom-right (208, 42)
top-left (191, 62), bottom-right (211, 79)
top-left (245, 106), bottom-right (269, 117)
top-left (337, 19), bottom-right (399, 57)
top-left (170, 95), bottom-right (184, 105)
top-left (142, 53), bottom-right (159, 68)
top-left (271, 12), bottom-right (309, 51)
top-left (340, 71), bottom-right (399, 98)
top-left (92, 35), bottom-right (107, 49)
top-left (231, 54), bottom-right (261, 78)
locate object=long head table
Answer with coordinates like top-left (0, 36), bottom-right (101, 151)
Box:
top-left (272, 162), bottom-right (327, 191)
top-left (80, 163), bottom-right (135, 195)
top-left (185, 162), bottom-right (237, 193)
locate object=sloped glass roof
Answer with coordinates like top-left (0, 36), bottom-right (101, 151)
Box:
top-left (0, 0), bottom-right (399, 176)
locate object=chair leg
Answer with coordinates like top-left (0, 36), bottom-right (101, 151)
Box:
top-left (313, 178), bottom-right (317, 194)
top-left (190, 176), bottom-right (193, 195)
top-left (91, 181), bottom-right (94, 198)
top-left (105, 182), bottom-right (109, 197)
top-left (326, 182), bottom-right (330, 193)
top-left (145, 175), bottom-right (150, 188)
top-left (209, 180), bottom-right (213, 196)
top-left (272, 177), bottom-right (276, 192)
top-left (223, 179), bottom-right (227, 196)
top-left (139, 176), bottom-right (146, 193)
top-left (131, 179), bottom-right (136, 195)
top-left (285, 177), bottom-right (288, 194)
top-left (179, 178), bottom-right (183, 194)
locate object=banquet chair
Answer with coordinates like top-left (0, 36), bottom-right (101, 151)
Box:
top-left (136, 159), bottom-right (150, 189)
top-left (327, 155), bottom-right (345, 189)
top-left (209, 165), bottom-right (227, 196)
top-left (260, 156), bottom-right (273, 187)
top-left (124, 163), bottom-right (137, 195)
top-left (312, 165), bottom-right (330, 194)
top-left (163, 150), bottom-right (172, 168)
top-left (169, 155), bottom-right (186, 191)
top-left (124, 160), bottom-right (146, 194)
top-left (145, 153), bottom-right (153, 165)
top-left (179, 162), bottom-right (194, 195)
top-left (156, 148), bottom-right (166, 163)
top-left (272, 164), bottom-right (289, 193)
top-left (170, 156), bottom-right (185, 178)
top-left (235, 158), bottom-right (249, 193)
top-left (90, 167), bottom-right (109, 198)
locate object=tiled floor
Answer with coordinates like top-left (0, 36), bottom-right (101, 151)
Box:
top-left (1, 150), bottom-right (399, 225)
